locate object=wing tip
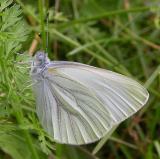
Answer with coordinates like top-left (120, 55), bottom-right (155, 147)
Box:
top-left (143, 89), bottom-right (149, 106)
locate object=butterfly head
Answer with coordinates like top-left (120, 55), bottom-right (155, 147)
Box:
top-left (33, 51), bottom-right (50, 67)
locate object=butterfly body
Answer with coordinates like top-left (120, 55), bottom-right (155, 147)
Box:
top-left (31, 51), bottom-right (149, 145)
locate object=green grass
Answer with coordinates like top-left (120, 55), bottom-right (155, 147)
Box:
top-left (0, 0), bottom-right (160, 158)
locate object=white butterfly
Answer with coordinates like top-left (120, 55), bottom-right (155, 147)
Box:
top-left (31, 51), bottom-right (149, 145)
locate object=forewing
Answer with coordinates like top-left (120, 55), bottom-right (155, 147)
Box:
top-left (33, 61), bottom-right (149, 145)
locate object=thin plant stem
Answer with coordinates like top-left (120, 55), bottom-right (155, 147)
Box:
top-left (38, 0), bottom-right (46, 50)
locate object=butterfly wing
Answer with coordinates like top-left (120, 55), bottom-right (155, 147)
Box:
top-left (33, 61), bottom-right (149, 145)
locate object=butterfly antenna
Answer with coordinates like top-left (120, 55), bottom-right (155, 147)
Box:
top-left (46, 12), bottom-right (49, 56)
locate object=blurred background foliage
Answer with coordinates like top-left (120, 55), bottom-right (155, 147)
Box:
top-left (0, 0), bottom-right (160, 158)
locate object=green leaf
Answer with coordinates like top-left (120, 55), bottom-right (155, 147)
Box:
top-left (0, 132), bottom-right (32, 159)
top-left (0, 0), bottom-right (13, 12)
top-left (0, 1), bottom-right (29, 58)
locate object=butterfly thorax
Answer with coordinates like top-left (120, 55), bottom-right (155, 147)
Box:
top-left (31, 51), bottom-right (50, 73)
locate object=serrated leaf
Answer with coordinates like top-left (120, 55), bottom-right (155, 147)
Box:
top-left (0, 0), bottom-right (13, 12)
top-left (1, 4), bottom-right (22, 31)
top-left (0, 1), bottom-right (29, 58)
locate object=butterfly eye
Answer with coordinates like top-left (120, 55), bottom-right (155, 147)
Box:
top-left (37, 53), bottom-right (45, 61)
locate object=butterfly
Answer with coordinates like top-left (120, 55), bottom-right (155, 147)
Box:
top-left (31, 51), bottom-right (149, 145)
